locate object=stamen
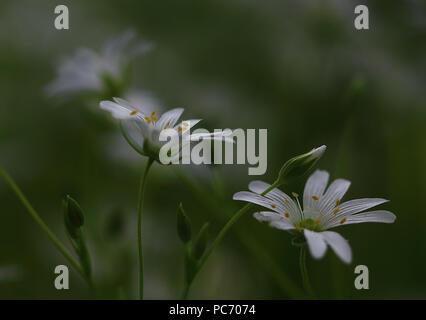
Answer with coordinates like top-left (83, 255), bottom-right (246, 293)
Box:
top-left (130, 110), bottom-right (138, 116)
top-left (312, 196), bottom-right (319, 201)
top-left (295, 226), bottom-right (302, 232)
top-left (285, 199), bottom-right (290, 204)
top-left (333, 208), bottom-right (340, 215)
top-left (183, 122), bottom-right (189, 127)
top-left (291, 192), bottom-right (299, 198)
top-left (336, 199), bottom-right (340, 206)
top-left (150, 110), bottom-right (158, 121)
top-left (144, 116), bottom-right (151, 124)
top-left (163, 121), bottom-right (171, 130)
top-left (340, 218), bottom-right (346, 224)
top-left (271, 204), bottom-right (276, 209)
top-left (178, 126), bottom-right (183, 133)
top-left (314, 219), bottom-right (320, 225)
top-left (284, 212), bottom-right (290, 218)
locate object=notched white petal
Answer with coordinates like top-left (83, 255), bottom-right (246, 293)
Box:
top-left (304, 229), bottom-right (327, 259)
top-left (233, 191), bottom-right (282, 213)
top-left (303, 170), bottom-right (329, 210)
top-left (321, 231), bottom-right (352, 264)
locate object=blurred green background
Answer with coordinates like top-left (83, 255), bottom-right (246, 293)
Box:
top-left (0, 0), bottom-right (425, 299)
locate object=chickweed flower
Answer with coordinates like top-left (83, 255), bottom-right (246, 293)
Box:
top-left (46, 30), bottom-right (152, 97)
top-left (100, 97), bottom-right (233, 162)
top-left (233, 170), bottom-right (396, 263)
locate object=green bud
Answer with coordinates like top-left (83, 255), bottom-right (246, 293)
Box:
top-left (177, 203), bottom-right (192, 244)
top-left (277, 145), bottom-right (326, 185)
top-left (192, 222), bottom-right (210, 260)
top-left (63, 195), bottom-right (85, 239)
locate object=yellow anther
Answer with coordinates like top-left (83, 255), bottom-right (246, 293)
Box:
top-left (314, 219), bottom-right (320, 225)
top-left (292, 192), bottom-right (299, 198)
top-left (312, 196), bottom-right (319, 200)
top-left (284, 212), bottom-right (290, 218)
top-left (150, 110), bottom-right (158, 121)
top-left (336, 199), bottom-right (340, 206)
top-left (285, 199), bottom-right (290, 204)
top-left (333, 208), bottom-right (340, 215)
top-left (271, 204), bottom-right (276, 209)
top-left (130, 110), bottom-right (138, 116)
top-left (178, 126), bottom-right (183, 133)
top-left (163, 121), bottom-right (171, 130)
top-left (144, 116), bottom-right (151, 124)
top-left (340, 218), bottom-right (346, 224)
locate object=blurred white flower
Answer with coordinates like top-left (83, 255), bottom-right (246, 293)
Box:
top-left (100, 98), bottom-right (233, 161)
top-left (233, 170), bottom-right (396, 263)
top-left (46, 30), bottom-right (152, 97)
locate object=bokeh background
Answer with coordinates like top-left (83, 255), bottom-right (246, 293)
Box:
top-left (0, 0), bottom-right (425, 299)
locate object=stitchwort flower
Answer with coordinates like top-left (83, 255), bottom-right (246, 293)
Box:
top-left (46, 30), bottom-right (152, 97)
top-left (100, 97), bottom-right (233, 162)
top-left (233, 170), bottom-right (396, 263)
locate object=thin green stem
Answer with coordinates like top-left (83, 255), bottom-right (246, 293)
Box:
top-left (299, 246), bottom-right (316, 298)
top-left (181, 282), bottom-right (191, 300)
top-left (184, 182), bottom-right (279, 296)
top-left (174, 168), bottom-right (305, 298)
top-left (137, 158), bottom-right (154, 300)
top-left (0, 166), bottom-right (84, 277)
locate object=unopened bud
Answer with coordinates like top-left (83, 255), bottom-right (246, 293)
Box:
top-left (192, 222), bottom-right (210, 260)
top-left (177, 203), bottom-right (192, 244)
top-left (277, 145), bottom-right (326, 185)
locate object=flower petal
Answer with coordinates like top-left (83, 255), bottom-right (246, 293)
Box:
top-left (323, 198), bottom-right (389, 228)
top-left (248, 181), bottom-right (301, 221)
top-left (319, 178), bottom-right (351, 215)
top-left (157, 108), bottom-right (184, 129)
top-left (120, 119), bottom-right (145, 153)
top-left (233, 191), bottom-right (285, 214)
top-left (320, 231), bottom-right (352, 264)
top-left (100, 100), bottom-right (138, 119)
top-left (303, 170), bottom-right (329, 211)
top-left (269, 220), bottom-right (296, 231)
top-left (328, 210), bottom-right (396, 228)
top-left (253, 211), bottom-right (295, 230)
top-left (304, 229), bottom-right (327, 259)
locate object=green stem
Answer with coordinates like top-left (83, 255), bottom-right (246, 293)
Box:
top-left (137, 158), bottom-right (154, 300)
top-left (188, 182), bottom-right (279, 294)
top-left (299, 246), bottom-right (316, 298)
top-left (181, 282), bottom-right (191, 300)
top-left (0, 166), bottom-right (84, 277)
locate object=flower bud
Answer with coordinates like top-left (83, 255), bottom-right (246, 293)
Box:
top-left (276, 145), bottom-right (326, 185)
top-left (177, 203), bottom-right (192, 244)
top-left (63, 195), bottom-right (85, 239)
top-left (192, 222), bottom-right (210, 260)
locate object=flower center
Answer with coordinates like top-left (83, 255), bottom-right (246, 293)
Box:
top-left (295, 218), bottom-right (322, 232)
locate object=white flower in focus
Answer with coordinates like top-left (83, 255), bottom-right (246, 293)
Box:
top-left (100, 98), bottom-right (233, 161)
top-left (46, 30), bottom-right (152, 97)
top-left (233, 170), bottom-right (396, 263)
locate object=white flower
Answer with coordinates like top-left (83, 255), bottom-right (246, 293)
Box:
top-left (100, 97), bottom-right (233, 160)
top-left (46, 30), bottom-right (152, 97)
top-left (233, 170), bottom-right (396, 264)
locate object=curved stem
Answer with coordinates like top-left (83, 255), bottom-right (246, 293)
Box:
top-left (299, 246), bottom-right (316, 298)
top-left (137, 158), bottom-right (154, 300)
top-left (0, 166), bottom-right (84, 277)
top-left (182, 182), bottom-right (280, 298)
